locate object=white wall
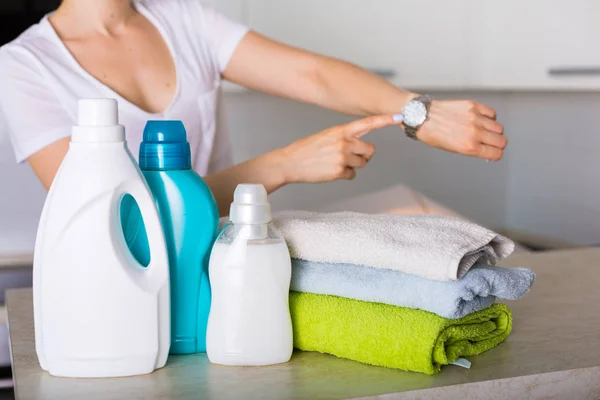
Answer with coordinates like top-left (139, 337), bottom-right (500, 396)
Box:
top-left (1, 90), bottom-right (599, 254)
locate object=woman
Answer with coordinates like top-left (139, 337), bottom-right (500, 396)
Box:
top-left (0, 0), bottom-right (505, 215)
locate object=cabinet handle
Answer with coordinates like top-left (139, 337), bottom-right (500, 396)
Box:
top-left (548, 67), bottom-right (600, 77)
top-left (367, 68), bottom-right (397, 79)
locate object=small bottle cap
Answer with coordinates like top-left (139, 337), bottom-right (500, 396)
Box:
top-left (71, 98), bottom-right (125, 143)
top-left (139, 120), bottom-right (191, 171)
top-left (229, 184), bottom-right (271, 225)
top-left (78, 98), bottom-right (118, 126)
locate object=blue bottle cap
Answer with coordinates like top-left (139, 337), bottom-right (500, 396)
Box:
top-left (139, 120), bottom-right (191, 171)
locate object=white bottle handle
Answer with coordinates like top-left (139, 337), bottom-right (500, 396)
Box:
top-left (113, 179), bottom-right (169, 294)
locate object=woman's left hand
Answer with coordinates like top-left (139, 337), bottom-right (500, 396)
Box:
top-left (413, 100), bottom-right (507, 161)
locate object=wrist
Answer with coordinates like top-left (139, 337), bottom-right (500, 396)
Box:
top-left (263, 147), bottom-right (294, 188)
top-left (405, 91), bottom-right (420, 105)
top-left (401, 95), bottom-right (433, 140)
top-left (395, 92), bottom-right (420, 113)
top-left (371, 90), bottom-right (419, 116)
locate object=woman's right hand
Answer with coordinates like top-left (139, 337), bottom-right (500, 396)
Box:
top-left (278, 115), bottom-right (400, 183)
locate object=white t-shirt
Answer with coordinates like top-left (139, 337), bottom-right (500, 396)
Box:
top-left (0, 0), bottom-right (249, 175)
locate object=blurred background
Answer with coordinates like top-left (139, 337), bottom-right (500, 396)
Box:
top-left (0, 0), bottom-right (599, 393)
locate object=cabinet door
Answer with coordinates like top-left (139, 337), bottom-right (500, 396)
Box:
top-left (247, 0), bottom-right (469, 89)
top-left (470, 0), bottom-right (600, 90)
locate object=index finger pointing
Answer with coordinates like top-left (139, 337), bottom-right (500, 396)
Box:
top-left (341, 115), bottom-right (399, 139)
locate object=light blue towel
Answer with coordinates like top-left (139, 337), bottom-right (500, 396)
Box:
top-left (291, 260), bottom-right (535, 319)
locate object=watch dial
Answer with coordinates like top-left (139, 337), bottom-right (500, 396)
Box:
top-left (404, 101), bottom-right (427, 127)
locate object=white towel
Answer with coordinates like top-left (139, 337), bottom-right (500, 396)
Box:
top-left (272, 211), bottom-right (515, 281)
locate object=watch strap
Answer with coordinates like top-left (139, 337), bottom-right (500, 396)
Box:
top-left (404, 125), bottom-right (419, 140)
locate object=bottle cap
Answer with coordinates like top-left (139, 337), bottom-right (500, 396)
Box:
top-left (139, 120), bottom-right (191, 171)
top-left (71, 98), bottom-right (125, 143)
top-left (229, 184), bottom-right (271, 225)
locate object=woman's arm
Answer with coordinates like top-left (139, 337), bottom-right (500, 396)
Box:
top-left (203, 150), bottom-right (287, 217)
top-left (27, 138), bottom-right (70, 190)
top-left (222, 32), bottom-right (414, 117)
top-left (223, 32), bottom-right (507, 161)
top-left (205, 115), bottom-right (397, 215)
top-left (29, 115), bottom-right (398, 215)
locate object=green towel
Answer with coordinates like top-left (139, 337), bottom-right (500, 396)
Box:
top-left (290, 292), bottom-right (512, 375)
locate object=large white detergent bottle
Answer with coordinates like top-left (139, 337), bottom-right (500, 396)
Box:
top-left (206, 184), bottom-right (293, 366)
top-left (33, 99), bottom-right (171, 378)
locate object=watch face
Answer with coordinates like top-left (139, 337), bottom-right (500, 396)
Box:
top-left (403, 100), bottom-right (427, 128)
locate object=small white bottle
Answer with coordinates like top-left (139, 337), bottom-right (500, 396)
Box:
top-left (206, 184), bottom-right (293, 366)
top-left (33, 99), bottom-right (170, 378)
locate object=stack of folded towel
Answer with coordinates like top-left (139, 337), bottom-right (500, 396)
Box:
top-left (273, 211), bottom-right (535, 375)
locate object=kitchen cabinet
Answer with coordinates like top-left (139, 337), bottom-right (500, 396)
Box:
top-left (241, 0), bottom-right (600, 91)
top-left (246, 0), bottom-right (470, 90)
top-left (469, 0), bottom-right (600, 90)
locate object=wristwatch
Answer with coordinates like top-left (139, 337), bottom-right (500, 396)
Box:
top-left (401, 95), bottom-right (433, 140)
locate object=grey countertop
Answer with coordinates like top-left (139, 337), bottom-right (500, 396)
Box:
top-left (7, 248), bottom-right (600, 400)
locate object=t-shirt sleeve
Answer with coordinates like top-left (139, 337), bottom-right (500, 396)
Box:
top-left (197, 4), bottom-right (249, 72)
top-left (0, 46), bottom-right (72, 163)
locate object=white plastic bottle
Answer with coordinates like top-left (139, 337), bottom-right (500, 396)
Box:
top-left (33, 99), bottom-right (171, 378)
top-left (206, 184), bottom-right (293, 366)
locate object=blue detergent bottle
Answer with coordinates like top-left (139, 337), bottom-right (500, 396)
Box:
top-left (122, 120), bottom-right (219, 354)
